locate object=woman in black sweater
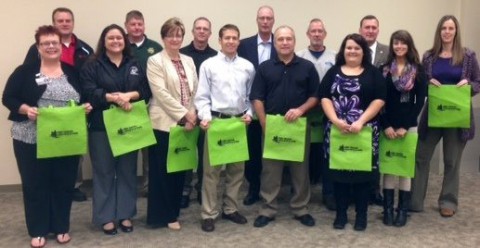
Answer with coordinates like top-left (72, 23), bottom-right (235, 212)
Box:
top-left (380, 30), bottom-right (426, 227)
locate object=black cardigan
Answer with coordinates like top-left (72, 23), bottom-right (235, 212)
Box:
top-left (2, 61), bottom-right (81, 122)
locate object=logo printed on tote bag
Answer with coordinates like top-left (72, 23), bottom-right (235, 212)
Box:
top-left (117, 125), bottom-right (142, 135)
top-left (385, 150), bottom-right (407, 158)
top-left (50, 130), bottom-right (79, 138)
top-left (272, 136), bottom-right (296, 143)
top-left (338, 144), bottom-right (362, 152)
top-left (436, 104), bottom-right (461, 111)
top-left (217, 138), bottom-right (239, 146)
top-left (174, 147), bottom-right (190, 154)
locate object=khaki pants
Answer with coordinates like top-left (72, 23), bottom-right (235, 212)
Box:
top-left (411, 128), bottom-right (466, 211)
top-left (201, 135), bottom-right (244, 219)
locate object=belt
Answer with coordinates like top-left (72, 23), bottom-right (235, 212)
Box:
top-left (211, 110), bottom-right (246, 119)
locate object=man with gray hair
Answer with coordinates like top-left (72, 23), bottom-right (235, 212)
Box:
top-left (296, 18), bottom-right (336, 211)
top-left (250, 26), bottom-right (319, 228)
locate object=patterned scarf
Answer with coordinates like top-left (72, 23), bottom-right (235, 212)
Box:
top-left (383, 60), bottom-right (417, 92)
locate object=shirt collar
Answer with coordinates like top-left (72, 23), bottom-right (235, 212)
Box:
top-left (219, 51), bottom-right (237, 62)
top-left (369, 41), bottom-right (378, 52)
top-left (257, 34), bottom-right (272, 45)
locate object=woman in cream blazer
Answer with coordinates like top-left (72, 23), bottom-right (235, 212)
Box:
top-left (146, 17), bottom-right (198, 230)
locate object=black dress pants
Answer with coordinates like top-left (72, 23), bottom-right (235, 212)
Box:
top-left (13, 140), bottom-right (78, 237)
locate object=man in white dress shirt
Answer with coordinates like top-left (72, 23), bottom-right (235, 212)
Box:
top-left (195, 24), bottom-right (255, 232)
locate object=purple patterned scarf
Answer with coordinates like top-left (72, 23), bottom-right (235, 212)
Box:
top-left (383, 60), bottom-right (417, 92)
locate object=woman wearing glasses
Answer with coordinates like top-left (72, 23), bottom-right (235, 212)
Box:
top-left (2, 25), bottom-right (91, 248)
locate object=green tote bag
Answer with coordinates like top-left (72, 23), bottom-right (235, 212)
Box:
top-left (37, 101), bottom-right (87, 158)
top-left (167, 126), bottom-right (200, 173)
top-left (428, 85), bottom-right (471, 128)
top-left (207, 118), bottom-right (249, 166)
top-left (103, 100), bottom-right (156, 157)
top-left (379, 133), bottom-right (417, 178)
top-left (263, 115), bottom-right (307, 162)
top-left (329, 126), bottom-right (372, 171)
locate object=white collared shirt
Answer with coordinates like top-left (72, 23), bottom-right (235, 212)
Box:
top-left (257, 34), bottom-right (273, 64)
top-left (369, 41), bottom-right (378, 64)
top-left (195, 52), bottom-right (256, 121)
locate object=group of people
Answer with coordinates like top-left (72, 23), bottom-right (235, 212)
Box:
top-left (2, 5), bottom-right (480, 248)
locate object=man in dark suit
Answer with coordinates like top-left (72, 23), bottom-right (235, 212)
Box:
top-left (359, 15), bottom-right (389, 67)
top-left (237, 5), bottom-right (277, 206)
top-left (359, 15), bottom-right (389, 205)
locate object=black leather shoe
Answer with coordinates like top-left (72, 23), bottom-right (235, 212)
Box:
top-left (201, 218), bottom-right (215, 232)
top-left (180, 195), bottom-right (190, 209)
top-left (333, 215), bottom-right (348, 230)
top-left (119, 219), bottom-right (133, 233)
top-left (294, 214), bottom-right (315, 227)
top-left (222, 212), bottom-right (247, 224)
top-left (102, 223), bottom-right (117, 235)
top-left (72, 188), bottom-right (87, 202)
top-left (354, 214), bottom-right (367, 231)
top-left (243, 193), bottom-right (260, 206)
top-left (253, 215), bottom-right (274, 228)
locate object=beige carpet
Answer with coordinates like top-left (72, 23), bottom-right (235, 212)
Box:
top-left (1, 173), bottom-right (479, 248)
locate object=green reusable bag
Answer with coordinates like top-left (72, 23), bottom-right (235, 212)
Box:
top-left (263, 115), bottom-right (307, 162)
top-left (329, 126), bottom-right (372, 171)
top-left (379, 133), bottom-right (417, 178)
top-left (428, 85), bottom-right (471, 128)
top-left (167, 126), bottom-right (200, 173)
top-left (103, 100), bottom-right (156, 157)
top-left (308, 111), bottom-right (324, 143)
top-left (37, 101), bottom-right (87, 158)
top-left (207, 118), bottom-right (249, 166)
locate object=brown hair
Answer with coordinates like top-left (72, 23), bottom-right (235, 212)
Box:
top-left (160, 17), bottom-right (185, 39)
top-left (429, 15), bottom-right (464, 65)
top-left (51, 7), bottom-right (74, 22)
top-left (34, 25), bottom-right (61, 45)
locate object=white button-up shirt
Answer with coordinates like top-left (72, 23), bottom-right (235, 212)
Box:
top-left (195, 52), bottom-right (256, 121)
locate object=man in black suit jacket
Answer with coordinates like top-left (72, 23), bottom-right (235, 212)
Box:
top-left (359, 15), bottom-right (389, 206)
top-left (237, 5), bottom-right (277, 205)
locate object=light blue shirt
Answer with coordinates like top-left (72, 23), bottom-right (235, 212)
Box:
top-left (257, 35), bottom-right (273, 64)
top-left (195, 52), bottom-right (256, 121)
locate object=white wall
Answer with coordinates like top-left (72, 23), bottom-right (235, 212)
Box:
top-left (1, 0), bottom-right (478, 185)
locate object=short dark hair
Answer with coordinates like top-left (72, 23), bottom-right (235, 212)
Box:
top-left (94, 24), bottom-right (131, 59)
top-left (35, 25), bottom-right (61, 45)
top-left (218, 24), bottom-right (240, 38)
top-left (125, 10), bottom-right (144, 23)
top-left (160, 17), bottom-right (185, 39)
top-left (335, 33), bottom-right (371, 67)
top-left (359, 15), bottom-right (378, 27)
top-left (52, 7), bottom-right (74, 22)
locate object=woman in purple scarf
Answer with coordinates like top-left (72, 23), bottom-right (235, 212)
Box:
top-left (380, 30), bottom-right (427, 227)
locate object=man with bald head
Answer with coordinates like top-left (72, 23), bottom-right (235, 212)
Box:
top-left (238, 5), bottom-right (277, 206)
top-left (250, 26), bottom-right (319, 228)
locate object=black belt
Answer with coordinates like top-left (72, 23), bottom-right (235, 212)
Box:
top-left (211, 110), bottom-right (246, 119)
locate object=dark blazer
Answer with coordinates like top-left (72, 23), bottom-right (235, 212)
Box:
top-left (2, 61), bottom-right (81, 122)
top-left (373, 42), bottom-right (389, 68)
top-left (238, 34), bottom-right (277, 69)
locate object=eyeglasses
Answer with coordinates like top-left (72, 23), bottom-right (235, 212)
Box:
top-left (39, 41), bottom-right (60, 47)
